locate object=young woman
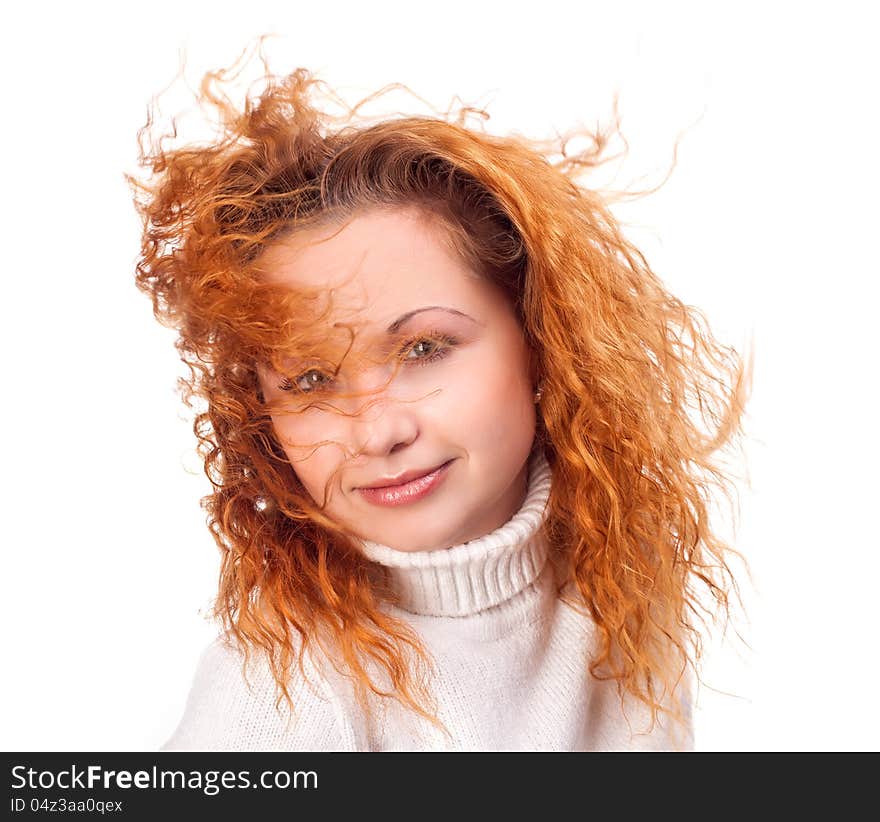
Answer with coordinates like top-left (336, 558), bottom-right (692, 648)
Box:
top-left (129, 61), bottom-right (752, 751)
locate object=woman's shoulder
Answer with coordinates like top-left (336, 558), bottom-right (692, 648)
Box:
top-left (160, 632), bottom-right (355, 752)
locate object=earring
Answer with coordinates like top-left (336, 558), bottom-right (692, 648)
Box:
top-left (533, 385), bottom-right (543, 403)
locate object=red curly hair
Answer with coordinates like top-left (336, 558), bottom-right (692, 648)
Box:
top-left (127, 47), bottom-right (753, 740)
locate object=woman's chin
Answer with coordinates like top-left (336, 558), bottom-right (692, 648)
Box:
top-left (356, 522), bottom-right (465, 553)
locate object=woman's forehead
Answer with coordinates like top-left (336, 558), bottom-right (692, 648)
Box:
top-left (256, 207), bottom-right (495, 328)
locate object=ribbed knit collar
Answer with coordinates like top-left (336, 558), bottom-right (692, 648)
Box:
top-left (358, 447), bottom-right (552, 618)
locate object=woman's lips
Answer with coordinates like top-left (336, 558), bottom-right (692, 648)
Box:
top-left (357, 459), bottom-right (454, 507)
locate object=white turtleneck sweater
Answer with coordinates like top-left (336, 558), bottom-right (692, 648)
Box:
top-left (161, 448), bottom-right (694, 751)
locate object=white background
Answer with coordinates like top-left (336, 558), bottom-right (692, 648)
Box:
top-left (2, 0), bottom-right (877, 752)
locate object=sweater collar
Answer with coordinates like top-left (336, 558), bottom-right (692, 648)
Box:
top-left (357, 447), bottom-right (552, 617)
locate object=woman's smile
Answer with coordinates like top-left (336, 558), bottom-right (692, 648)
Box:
top-left (356, 458), bottom-right (455, 507)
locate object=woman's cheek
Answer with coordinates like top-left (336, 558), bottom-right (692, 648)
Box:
top-left (271, 411), bottom-right (338, 482)
top-left (460, 362), bottom-right (535, 450)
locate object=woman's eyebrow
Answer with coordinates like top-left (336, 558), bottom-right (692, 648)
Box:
top-left (386, 306), bottom-right (481, 334)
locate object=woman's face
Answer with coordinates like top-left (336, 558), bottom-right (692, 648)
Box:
top-left (256, 206), bottom-right (538, 552)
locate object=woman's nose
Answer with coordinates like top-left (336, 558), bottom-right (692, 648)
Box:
top-left (345, 368), bottom-right (419, 456)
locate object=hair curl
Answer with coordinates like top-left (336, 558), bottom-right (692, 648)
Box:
top-left (127, 46), bottom-right (753, 741)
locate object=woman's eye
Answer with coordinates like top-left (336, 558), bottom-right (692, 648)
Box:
top-left (405, 339), bottom-right (441, 360)
top-left (276, 332), bottom-right (458, 392)
top-left (278, 369), bottom-right (333, 393)
top-left (401, 332), bottom-right (459, 365)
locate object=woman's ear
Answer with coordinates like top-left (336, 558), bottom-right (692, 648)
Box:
top-left (527, 344), bottom-right (541, 389)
